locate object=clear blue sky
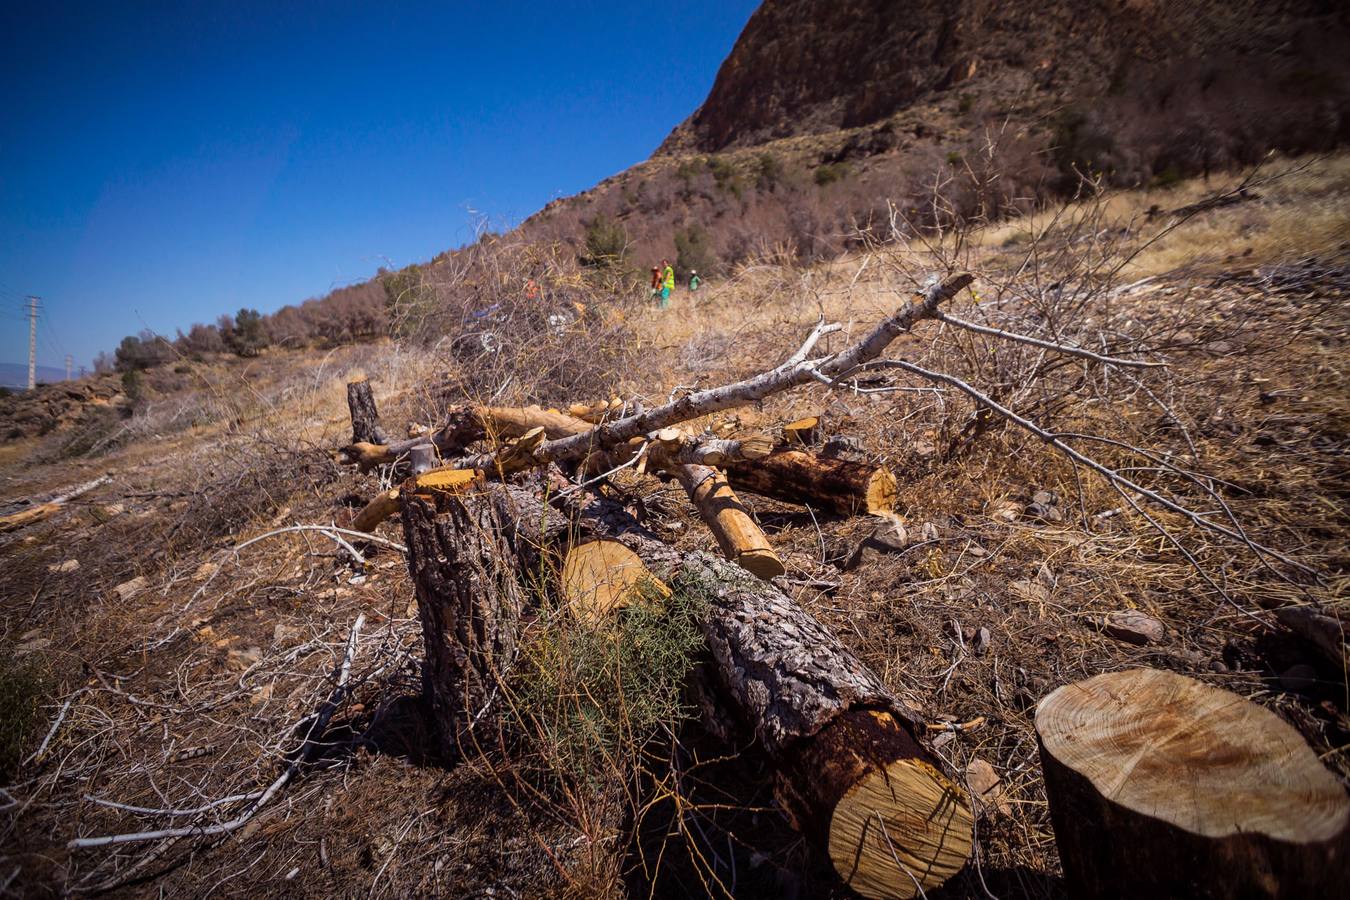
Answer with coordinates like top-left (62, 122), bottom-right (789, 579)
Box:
top-left (0, 1), bottom-right (759, 371)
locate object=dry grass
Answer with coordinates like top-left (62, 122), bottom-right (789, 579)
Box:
top-left (0, 154), bottom-right (1346, 898)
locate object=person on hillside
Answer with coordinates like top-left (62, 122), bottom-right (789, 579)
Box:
top-left (660, 259), bottom-right (675, 309)
top-left (688, 270), bottom-right (701, 292)
top-left (650, 266), bottom-right (662, 301)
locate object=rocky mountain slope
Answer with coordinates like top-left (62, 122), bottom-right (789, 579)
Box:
top-left (504, 0), bottom-right (1350, 276)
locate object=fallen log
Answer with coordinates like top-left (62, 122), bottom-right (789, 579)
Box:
top-left (0, 474), bottom-right (112, 534)
top-left (342, 403), bottom-right (593, 470)
top-left (1036, 668), bottom-right (1350, 900)
top-left (670, 464), bottom-right (785, 579)
top-left (351, 488), bottom-right (401, 533)
top-left (495, 485), bottom-right (972, 898)
top-left (724, 449), bottom-right (899, 516)
top-left (346, 378), bottom-right (389, 445)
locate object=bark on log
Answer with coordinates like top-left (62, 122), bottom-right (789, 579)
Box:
top-left (1036, 668), bottom-right (1350, 900)
top-left (399, 474), bottom-right (515, 756)
top-left (346, 378), bottom-right (389, 446)
top-left (671, 464), bottom-right (785, 579)
top-left (488, 484), bottom-right (972, 898)
top-left (724, 449), bottom-right (899, 516)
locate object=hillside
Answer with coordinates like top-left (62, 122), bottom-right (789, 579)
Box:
top-left (507, 0), bottom-right (1350, 277)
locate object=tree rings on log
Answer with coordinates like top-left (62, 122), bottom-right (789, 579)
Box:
top-left (561, 539), bottom-right (670, 622)
top-left (776, 708), bottom-right (974, 899)
top-left (1036, 668), bottom-right (1350, 899)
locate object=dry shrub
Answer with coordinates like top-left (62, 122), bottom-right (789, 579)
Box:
top-left (386, 236), bottom-right (642, 407)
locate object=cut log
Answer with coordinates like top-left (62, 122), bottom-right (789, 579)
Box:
top-left (346, 378), bottom-right (389, 445)
top-left (782, 415), bottom-right (821, 446)
top-left (0, 474), bottom-right (111, 534)
top-left (341, 403), bottom-right (592, 471)
top-left (351, 488), bottom-right (401, 533)
top-left (488, 484), bottom-right (972, 898)
top-left (0, 502), bottom-right (61, 534)
top-left (1036, 668), bottom-right (1350, 900)
top-left (670, 464), bottom-right (785, 579)
top-left (400, 483), bottom-right (522, 757)
top-left (561, 539), bottom-right (670, 622)
top-left (724, 449), bottom-right (898, 516)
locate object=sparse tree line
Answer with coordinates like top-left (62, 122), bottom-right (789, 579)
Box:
top-left (93, 279), bottom-right (389, 375)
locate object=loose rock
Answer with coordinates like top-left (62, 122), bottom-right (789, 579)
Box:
top-left (1103, 609), bottom-right (1165, 645)
top-left (113, 576), bottom-right (148, 602)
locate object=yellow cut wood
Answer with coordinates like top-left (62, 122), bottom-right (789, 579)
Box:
top-left (561, 539), bottom-right (671, 622)
top-left (351, 489), bottom-right (401, 533)
top-left (674, 464), bottom-right (785, 579)
top-left (413, 468), bottom-right (483, 494)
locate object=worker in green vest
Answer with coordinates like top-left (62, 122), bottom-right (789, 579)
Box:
top-left (660, 259), bottom-right (675, 309)
top-left (688, 270), bottom-right (701, 292)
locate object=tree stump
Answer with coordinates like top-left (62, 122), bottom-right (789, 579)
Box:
top-left (346, 378), bottom-right (389, 445)
top-left (400, 480), bottom-right (522, 756)
top-left (1036, 668), bottom-right (1350, 900)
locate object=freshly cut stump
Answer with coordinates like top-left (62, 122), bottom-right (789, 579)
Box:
top-left (1036, 668), bottom-right (1350, 900)
top-left (561, 539), bottom-right (670, 622)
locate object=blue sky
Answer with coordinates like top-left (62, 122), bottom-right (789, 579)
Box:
top-left (0, 1), bottom-right (759, 370)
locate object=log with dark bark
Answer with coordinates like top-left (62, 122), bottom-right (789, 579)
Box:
top-left (346, 378), bottom-right (389, 446)
top-left (399, 475), bottom-right (522, 757)
top-left (724, 449), bottom-right (898, 516)
top-left (1036, 668), bottom-right (1350, 900)
top-left (490, 483), bottom-right (972, 898)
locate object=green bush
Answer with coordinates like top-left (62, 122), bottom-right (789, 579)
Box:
top-left (814, 162), bottom-right (849, 186)
top-left (707, 155), bottom-right (745, 200)
top-left (755, 152), bottom-right (784, 191)
top-left (581, 214), bottom-right (628, 268)
top-left (121, 368), bottom-right (145, 406)
top-left (674, 224), bottom-right (717, 279)
top-left (514, 577), bottom-right (708, 783)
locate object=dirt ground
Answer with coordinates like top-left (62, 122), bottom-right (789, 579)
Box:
top-left (1, 157), bottom-right (1347, 898)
